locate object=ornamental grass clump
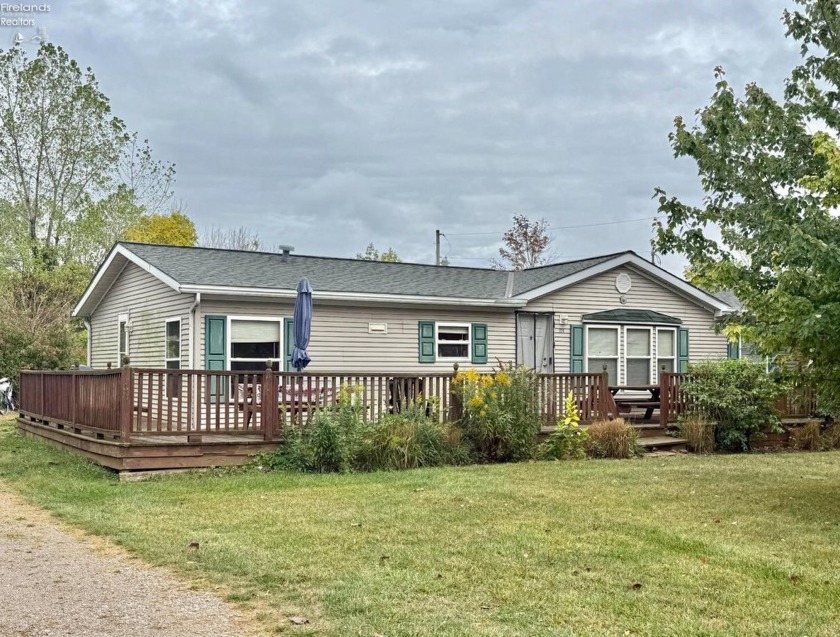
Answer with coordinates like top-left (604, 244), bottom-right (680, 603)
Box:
top-left (540, 391), bottom-right (588, 460)
top-left (678, 413), bottom-right (715, 454)
top-left (454, 363), bottom-right (541, 462)
top-left (790, 420), bottom-right (829, 451)
top-left (354, 398), bottom-right (470, 471)
top-left (585, 418), bottom-right (641, 459)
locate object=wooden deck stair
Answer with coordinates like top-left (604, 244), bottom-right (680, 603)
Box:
top-left (540, 423), bottom-right (688, 453)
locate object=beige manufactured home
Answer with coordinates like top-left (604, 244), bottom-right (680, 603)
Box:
top-left (73, 242), bottom-right (735, 383)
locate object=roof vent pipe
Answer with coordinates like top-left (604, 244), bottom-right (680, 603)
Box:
top-left (278, 245), bottom-right (295, 261)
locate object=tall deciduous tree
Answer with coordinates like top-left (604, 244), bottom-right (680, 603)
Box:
top-left (652, 0), bottom-right (840, 411)
top-left (0, 44), bottom-right (174, 269)
top-left (200, 225), bottom-right (263, 251)
top-left (491, 215), bottom-right (553, 270)
top-left (356, 243), bottom-right (401, 262)
top-left (124, 211), bottom-right (198, 246)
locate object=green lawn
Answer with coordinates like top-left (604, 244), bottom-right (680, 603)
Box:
top-left (1, 415), bottom-right (839, 637)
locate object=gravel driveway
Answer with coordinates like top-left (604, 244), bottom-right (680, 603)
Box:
top-left (0, 483), bottom-right (260, 637)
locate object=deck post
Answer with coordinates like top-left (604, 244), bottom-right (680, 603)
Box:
top-left (71, 371), bottom-right (78, 425)
top-left (119, 363), bottom-right (133, 441)
top-left (659, 372), bottom-right (670, 428)
top-left (262, 365), bottom-right (276, 441)
top-left (38, 371), bottom-right (45, 419)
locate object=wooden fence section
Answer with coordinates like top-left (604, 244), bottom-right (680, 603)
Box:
top-left (537, 373), bottom-right (614, 424)
top-left (19, 370), bottom-right (123, 434)
top-left (775, 382), bottom-right (818, 419)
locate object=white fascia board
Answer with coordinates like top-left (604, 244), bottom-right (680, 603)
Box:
top-left (179, 284), bottom-right (526, 308)
top-left (515, 253), bottom-right (732, 314)
top-left (72, 244), bottom-right (183, 317)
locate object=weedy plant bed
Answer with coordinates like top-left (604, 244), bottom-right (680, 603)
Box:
top-left (1, 414), bottom-right (839, 637)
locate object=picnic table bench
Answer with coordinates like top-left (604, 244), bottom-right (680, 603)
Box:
top-left (237, 381), bottom-right (337, 425)
top-left (610, 384), bottom-right (662, 420)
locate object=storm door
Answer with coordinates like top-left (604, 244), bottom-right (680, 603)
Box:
top-left (516, 313), bottom-right (555, 373)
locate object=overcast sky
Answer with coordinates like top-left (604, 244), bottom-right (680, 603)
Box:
top-left (9, 1), bottom-right (801, 272)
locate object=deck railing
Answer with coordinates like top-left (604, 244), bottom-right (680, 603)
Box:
top-left (19, 367), bottom-right (814, 442)
top-left (19, 367), bottom-right (618, 441)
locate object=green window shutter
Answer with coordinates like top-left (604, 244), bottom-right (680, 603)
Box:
top-left (471, 323), bottom-right (488, 364)
top-left (284, 318), bottom-right (295, 371)
top-left (418, 321), bottom-right (436, 363)
top-left (727, 340), bottom-right (740, 360)
top-left (678, 327), bottom-right (690, 372)
top-left (205, 315), bottom-right (227, 401)
top-left (570, 325), bottom-right (584, 373)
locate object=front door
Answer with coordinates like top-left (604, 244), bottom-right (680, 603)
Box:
top-left (516, 313), bottom-right (555, 373)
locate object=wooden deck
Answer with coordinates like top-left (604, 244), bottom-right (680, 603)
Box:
top-left (15, 367), bottom-right (819, 470)
top-left (17, 416), bottom-right (278, 471)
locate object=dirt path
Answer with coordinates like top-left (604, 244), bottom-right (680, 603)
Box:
top-left (0, 483), bottom-right (260, 637)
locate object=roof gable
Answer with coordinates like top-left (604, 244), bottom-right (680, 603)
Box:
top-left (513, 252), bottom-right (730, 314)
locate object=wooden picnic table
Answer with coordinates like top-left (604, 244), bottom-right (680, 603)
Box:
top-left (237, 381), bottom-right (336, 425)
top-left (609, 384), bottom-right (661, 420)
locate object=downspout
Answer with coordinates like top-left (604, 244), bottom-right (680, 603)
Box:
top-left (84, 319), bottom-right (92, 367)
top-left (189, 292), bottom-right (201, 369)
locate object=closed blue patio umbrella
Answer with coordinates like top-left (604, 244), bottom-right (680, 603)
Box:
top-left (291, 278), bottom-right (313, 371)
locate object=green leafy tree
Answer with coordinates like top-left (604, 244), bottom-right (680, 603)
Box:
top-left (491, 215), bottom-right (553, 270)
top-left (356, 243), bottom-right (401, 262)
top-left (0, 44), bottom-right (174, 269)
top-left (652, 0), bottom-right (840, 412)
top-left (124, 211), bottom-right (198, 246)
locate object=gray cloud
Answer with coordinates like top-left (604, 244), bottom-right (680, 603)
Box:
top-left (35, 0), bottom-right (802, 271)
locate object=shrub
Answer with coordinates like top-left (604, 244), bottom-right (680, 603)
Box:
top-left (257, 392), bottom-right (470, 473)
top-left (355, 400), bottom-right (470, 471)
top-left (265, 385), bottom-right (366, 473)
top-left (540, 391), bottom-right (588, 460)
top-left (678, 413), bottom-right (715, 454)
top-left (790, 420), bottom-right (830, 451)
top-left (586, 418), bottom-right (640, 459)
top-left (454, 363), bottom-right (541, 462)
top-left (823, 423), bottom-right (840, 450)
top-left (681, 360), bottom-right (785, 452)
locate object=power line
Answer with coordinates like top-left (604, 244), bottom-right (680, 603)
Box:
top-left (447, 247), bottom-right (656, 261)
top-left (446, 215), bottom-right (660, 237)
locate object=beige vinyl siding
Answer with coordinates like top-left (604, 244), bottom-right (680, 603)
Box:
top-left (89, 263), bottom-right (192, 369)
top-left (524, 265), bottom-right (729, 375)
top-left (199, 300), bottom-right (515, 374)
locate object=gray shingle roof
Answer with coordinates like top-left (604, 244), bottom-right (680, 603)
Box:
top-left (121, 242), bottom-right (627, 300)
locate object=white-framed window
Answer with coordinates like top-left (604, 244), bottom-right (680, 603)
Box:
top-left (625, 327), bottom-right (652, 385)
top-left (228, 316), bottom-right (282, 371)
top-left (117, 313), bottom-right (129, 367)
top-left (656, 328), bottom-right (677, 379)
top-left (165, 318), bottom-right (182, 398)
top-left (435, 323), bottom-right (471, 361)
top-left (586, 325), bottom-right (619, 384)
top-left (165, 318), bottom-right (181, 370)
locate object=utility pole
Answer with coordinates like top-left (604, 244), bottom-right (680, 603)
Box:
top-left (435, 229), bottom-right (442, 266)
